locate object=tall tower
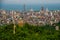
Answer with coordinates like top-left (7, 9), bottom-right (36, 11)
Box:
top-left (41, 0), bottom-right (44, 11)
top-left (40, 0), bottom-right (45, 14)
top-left (40, 6), bottom-right (45, 15)
top-left (24, 4), bottom-right (26, 12)
top-left (41, 6), bottom-right (44, 11)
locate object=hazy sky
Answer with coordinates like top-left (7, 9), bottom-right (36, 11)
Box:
top-left (1, 0), bottom-right (60, 4)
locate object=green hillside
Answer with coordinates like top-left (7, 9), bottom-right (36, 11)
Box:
top-left (0, 23), bottom-right (60, 40)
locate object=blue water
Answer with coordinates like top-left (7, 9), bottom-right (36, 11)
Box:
top-left (0, 4), bottom-right (60, 11)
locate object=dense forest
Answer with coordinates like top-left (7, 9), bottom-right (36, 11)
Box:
top-left (0, 22), bottom-right (60, 40)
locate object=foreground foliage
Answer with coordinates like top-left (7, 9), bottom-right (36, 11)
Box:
top-left (0, 23), bottom-right (60, 40)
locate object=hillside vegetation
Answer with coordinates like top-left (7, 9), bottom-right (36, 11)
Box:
top-left (0, 23), bottom-right (60, 40)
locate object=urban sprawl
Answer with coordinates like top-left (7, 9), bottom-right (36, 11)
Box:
top-left (0, 7), bottom-right (60, 26)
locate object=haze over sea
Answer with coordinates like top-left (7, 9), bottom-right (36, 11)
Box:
top-left (0, 4), bottom-right (60, 11)
top-left (0, 0), bottom-right (60, 11)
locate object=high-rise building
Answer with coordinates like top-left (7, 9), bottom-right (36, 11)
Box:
top-left (40, 6), bottom-right (45, 14)
top-left (24, 4), bottom-right (26, 12)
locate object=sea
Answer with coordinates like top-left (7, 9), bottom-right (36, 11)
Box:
top-left (0, 4), bottom-right (60, 11)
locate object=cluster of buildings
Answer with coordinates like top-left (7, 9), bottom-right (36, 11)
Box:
top-left (0, 7), bottom-right (60, 26)
top-left (0, 10), bottom-right (24, 26)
